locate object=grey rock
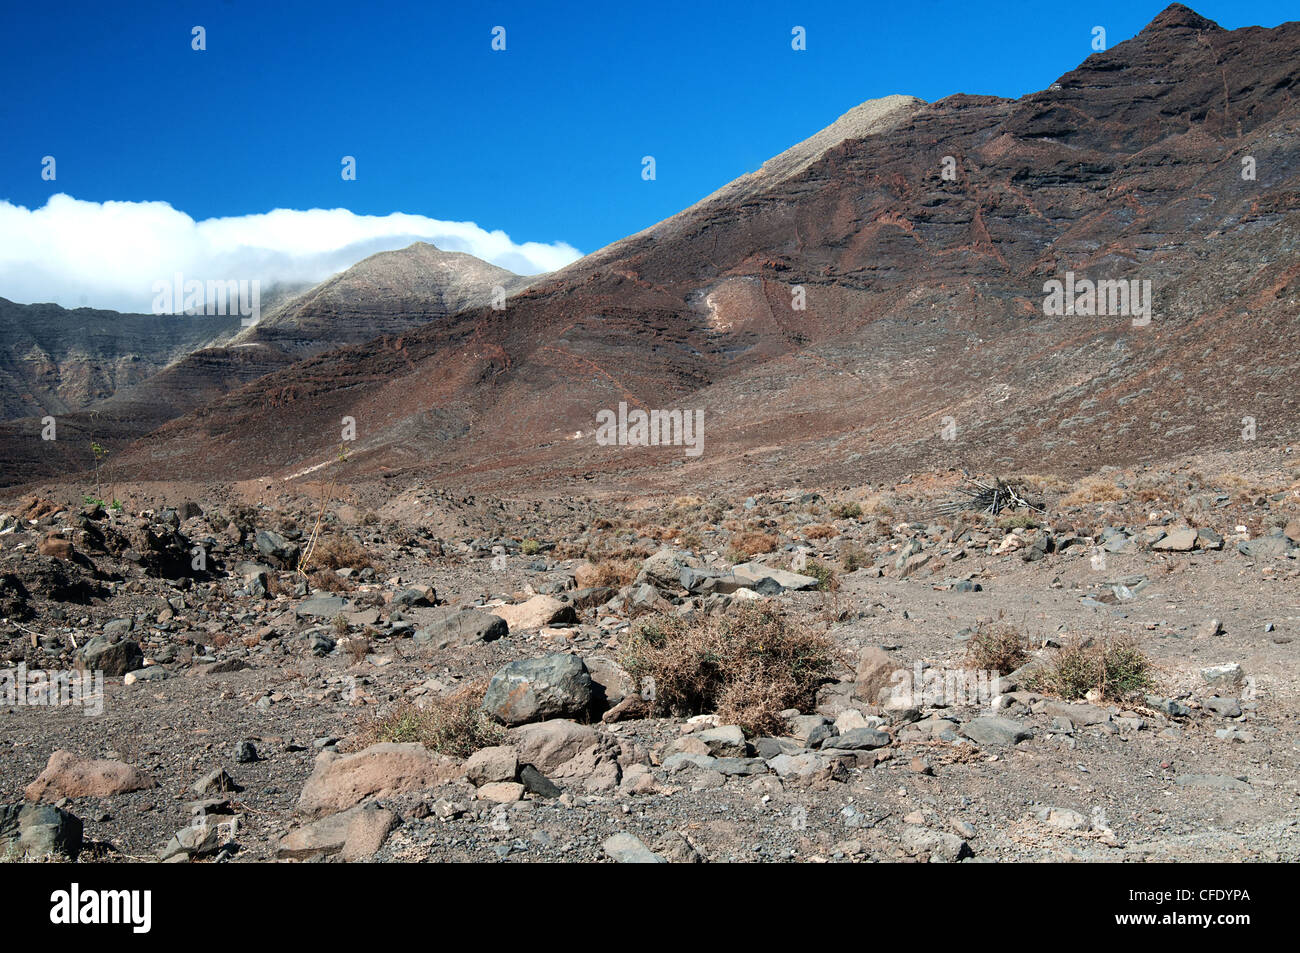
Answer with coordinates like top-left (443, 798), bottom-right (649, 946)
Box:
top-left (663, 752), bottom-right (717, 773)
top-left (76, 637), bottom-right (144, 676)
top-left (0, 803), bottom-right (82, 861)
top-left (1200, 663), bottom-right (1244, 690)
top-left (961, 716), bottom-right (1032, 747)
top-left (255, 529), bottom-right (299, 566)
top-left (753, 736), bottom-right (802, 759)
top-left (234, 741), bottom-right (259, 763)
top-left (1238, 537), bottom-right (1289, 558)
top-left (296, 594), bottom-right (350, 619)
top-left (159, 819), bottom-right (226, 861)
top-left (482, 654), bottom-right (594, 726)
top-left (1146, 695), bottom-right (1192, 718)
top-left (1152, 528), bottom-right (1197, 552)
top-left (464, 746), bottom-right (519, 786)
top-left (192, 768), bottom-right (242, 797)
top-left (1204, 696), bottom-right (1242, 718)
top-left (901, 826), bottom-right (972, 862)
top-left (712, 757), bottom-right (769, 776)
top-left (822, 728), bottom-right (892, 750)
top-left (603, 832), bottom-right (666, 863)
top-left (1175, 774), bottom-right (1250, 792)
top-left (519, 764), bottom-right (562, 799)
top-left (697, 725), bottom-right (750, 758)
top-left (413, 607), bottom-right (508, 648)
top-left (729, 562), bottom-right (819, 594)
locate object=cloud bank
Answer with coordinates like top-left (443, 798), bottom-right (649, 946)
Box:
top-left (0, 194), bottom-right (583, 313)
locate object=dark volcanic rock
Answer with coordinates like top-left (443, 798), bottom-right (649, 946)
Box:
top-left (482, 654), bottom-right (596, 726)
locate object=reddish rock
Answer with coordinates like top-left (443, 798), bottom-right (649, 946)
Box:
top-left (24, 750), bottom-right (155, 802)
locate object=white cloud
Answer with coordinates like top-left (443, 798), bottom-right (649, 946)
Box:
top-left (0, 194), bottom-right (583, 313)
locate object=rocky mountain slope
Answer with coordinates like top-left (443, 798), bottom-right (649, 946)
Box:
top-left (0, 298), bottom-right (242, 421)
top-left (103, 5), bottom-right (1299, 496)
top-left (0, 244), bottom-right (526, 487)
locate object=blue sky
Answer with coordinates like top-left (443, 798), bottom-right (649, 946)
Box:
top-left (0, 1), bottom-right (1294, 309)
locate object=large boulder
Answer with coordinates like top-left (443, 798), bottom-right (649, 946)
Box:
top-left (0, 803), bottom-right (83, 860)
top-left (255, 529), bottom-right (300, 567)
top-left (296, 742), bottom-right (458, 817)
top-left (414, 607), bottom-right (509, 648)
top-left (482, 654), bottom-right (595, 725)
top-left (508, 720), bottom-right (599, 773)
top-left (853, 646), bottom-right (897, 705)
top-left (464, 746), bottom-right (519, 786)
top-left (729, 562), bottom-right (819, 594)
top-left (276, 803), bottom-right (400, 861)
top-left (75, 637), bottom-right (144, 676)
top-left (636, 549), bottom-right (692, 591)
top-left (489, 596), bottom-right (577, 631)
top-left (960, 716), bottom-right (1032, 747)
top-left (24, 750), bottom-right (155, 802)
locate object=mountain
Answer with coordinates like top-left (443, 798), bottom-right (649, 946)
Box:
top-left (0, 244), bottom-right (526, 486)
top-left (0, 298), bottom-right (242, 420)
top-left (235, 242), bottom-right (526, 358)
top-left (22, 6), bottom-right (1300, 494)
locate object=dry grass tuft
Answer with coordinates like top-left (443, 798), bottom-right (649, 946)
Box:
top-left (619, 603), bottom-right (833, 735)
top-left (964, 621), bottom-right (1031, 673)
top-left (1026, 635), bottom-right (1152, 702)
top-left (727, 530), bottom-right (778, 561)
top-left (580, 559), bottom-right (639, 588)
top-left (355, 681), bottom-right (503, 757)
top-left (1061, 476), bottom-right (1125, 507)
top-left (311, 534), bottom-right (376, 571)
top-left (308, 568), bottom-right (351, 593)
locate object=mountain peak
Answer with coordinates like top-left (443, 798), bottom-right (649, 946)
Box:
top-left (1139, 4), bottom-right (1224, 36)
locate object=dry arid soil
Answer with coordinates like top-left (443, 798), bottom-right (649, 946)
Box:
top-left (2, 447), bottom-right (1298, 863)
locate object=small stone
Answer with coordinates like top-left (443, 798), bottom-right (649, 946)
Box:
top-left (464, 746), bottom-right (519, 786)
top-left (602, 832), bottom-right (666, 863)
top-left (477, 781), bottom-right (525, 803)
top-left (234, 741), bottom-right (259, 763)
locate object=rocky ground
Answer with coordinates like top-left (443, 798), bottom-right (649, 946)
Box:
top-left (2, 446), bottom-right (1298, 863)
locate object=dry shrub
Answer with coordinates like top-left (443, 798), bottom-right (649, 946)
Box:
top-left (1026, 635), bottom-right (1152, 702)
top-left (1061, 476), bottom-right (1125, 507)
top-left (729, 530), bottom-right (778, 557)
top-left (1012, 473), bottom-right (1071, 493)
top-left (311, 534), bottom-right (375, 571)
top-left (840, 546), bottom-right (869, 572)
top-left (356, 681), bottom-right (503, 757)
top-left (964, 622), bottom-right (1031, 673)
top-left (801, 559), bottom-right (838, 591)
top-left (619, 603), bottom-right (833, 735)
top-left (580, 559), bottom-right (638, 588)
top-left (308, 568), bottom-right (351, 593)
top-left (677, 530), bottom-right (704, 552)
top-left (804, 524), bottom-right (838, 540)
top-left (345, 633), bottom-right (371, 665)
